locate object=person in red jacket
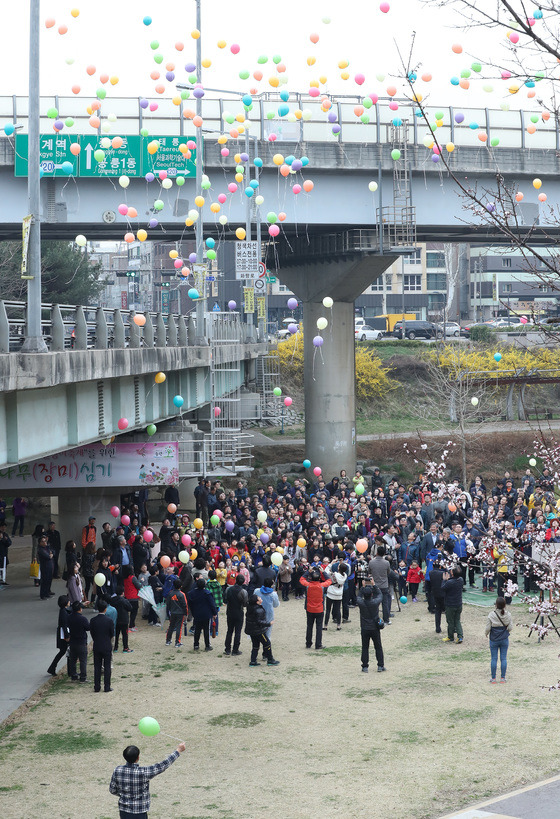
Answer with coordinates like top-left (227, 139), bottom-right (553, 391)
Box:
top-left (299, 567), bottom-right (331, 650)
top-left (406, 560), bottom-right (425, 602)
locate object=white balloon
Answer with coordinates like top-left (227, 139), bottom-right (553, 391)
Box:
top-left (317, 317), bottom-right (328, 330)
top-left (255, 195), bottom-right (264, 205)
top-left (101, 122), bottom-right (112, 133)
top-left (188, 209), bottom-right (199, 221)
top-left (100, 137), bottom-right (111, 148)
top-left (162, 178), bottom-right (173, 189)
top-left (302, 109), bottom-right (312, 121)
top-left (75, 234), bottom-right (87, 247)
top-left (107, 113), bottom-right (117, 123)
top-left (368, 181), bottom-right (378, 192)
top-left (119, 175), bottom-right (130, 188)
top-left (323, 297), bottom-right (333, 308)
top-left (218, 215), bottom-right (228, 225)
top-left (471, 396), bottom-right (479, 406)
top-left (65, 57), bottom-right (75, 65)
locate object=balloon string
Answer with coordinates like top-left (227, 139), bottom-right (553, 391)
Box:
top-left (312, 345), bottom-right (317, 381)
top-left (159, 731), bottom-right (185, 742)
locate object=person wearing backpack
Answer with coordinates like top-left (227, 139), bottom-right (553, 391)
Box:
top-left (485, 597), bottom-right (513, 683)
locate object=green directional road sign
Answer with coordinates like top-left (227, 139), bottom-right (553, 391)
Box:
top-left (142, 135), bottom-right (198, 177)
top-left (80, 135), bottom-right (141, 177)
top-left (15, 134), bottom-right (78, 177)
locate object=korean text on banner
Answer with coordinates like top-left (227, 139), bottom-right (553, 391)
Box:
top-left (243, 287), bottom-right (255, 314)
top-left (257, 295), bottom-right (266, 319)
top-left (21, 215), bottom-right (33, 278)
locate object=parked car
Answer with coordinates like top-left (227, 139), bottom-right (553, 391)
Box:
top-left (437, 321), bottom-right (462, 338)
top-left (355, 325), bottom-right (383, 341)
top-left (392, 320), bottom-right (442, 340)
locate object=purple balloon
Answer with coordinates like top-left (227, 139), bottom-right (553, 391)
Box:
top-left (454, 112), bottom-right (465, 124)
top-left (486, 203), bottom-right (495, 212)
top-left (313, 335), bottom-right (324, 347)
top-left (287, 298), bottom-right (298, 310)
top-left (225, 519), bottom-right (235, 532)
top-left (228, 300), bottom-right (237, 310)
top-left (189, 252), bottom-right (197, 264)
top-left (288, 323), bottom-right (297, 334)
top-left (149, 218), bottom-right (159, 228)
top-left (332, 124), bottom-right (342, 134)
top-left (145, 172), bottom-right (155, 182)
top-left (193, 87), bottom-right (205, 98)
top-left (260, 532), bottom-right (269, 544)
top-left (431, 154), bottom-right (440, 162)
top-left (291, 159), bottom-right (302, 172)
top-left (140, 98), bottom-right (149, 109)
top-left (240, 152), bottom-right (249, 162)
top-left (185, 62), bottom-right (196, 73)
top-left (328, 111), bottom-right (337, 123)
top-left (166, 72), bottom-right (175, 82)
top-left (54, 119), bottom-right (64, 130)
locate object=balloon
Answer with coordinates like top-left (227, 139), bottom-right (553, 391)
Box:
top-left (284, 397), bottom-right (292, 407)
top-left (121, 515), bottom-right (130, 526)
top-left (271, 552), bottom-right (283, 567)
top-left (160, 555), bottom-right (171, 568)
top-left (297, 537), bottom-right (307, 548)
top-left (520, 316), bottom-right (528, 324)
top-left (322, 297), bottom-right (334, 310)
top-left (181, 534), bottom-right (191, 547)
top-left (210, 514), bottom-right (220, 526)
top-left (529, 457), bottom-right (537, 467)
top-left (228, 300), bottom-right (237, 310)
top-left (94, 572), bottom-right (106, 587)
top-left (225, 520), bottom-right (235, 532)
top-left (146, 424), bottom-right (157, 436)
top-left (193, 518), bottom-right (203, 529)
top-left (356, 539), bottom-right (368, 553)
top-left (117, 417), bottom-right (128, 430)
top-left (471, 397), bottom-right (479, 406)
top-left (533, 178), bottom-right (542, 189)
top-left (188, 289), bottom-right (199, 300)
top-left (313, 466), bottom-right (322, 477)
top-left (236, 228), bottom-right (246, 240)
top-left (144, 530), bottom-right (154, 543)
top-left (138, 716), bottom-right (161, 737)
top-left (287, 298), bottom-right (298, 310)
top-left (448, 503), bottom-right (457, 513)
top-left (75, 234), bottom-right (87, 247)
top-left (494, 353), bottom-right (502, 362)
top-left (400, 596), bottom-right (408, 604)
top-left (110, 506), bottom-right (120, 518)
top-left (257, 510), bottom-right (267, 523)
top-left (313, 335), bottom-right (324, 347)
top-left (391, 149), bottom-right (401, 161)
top-left (273, 387), bottom-right (282, 397)
top-left (288, 323), bottom-right (298, 334)
top-left (260, 532), bottom-right (269, 544)
top-left (133, 314), bottom-right (146, 326)
top-left (190, 549), bottom-right (198, 560)
top-left (380, 2), bottom-right (390, 11)
top-left (368, 181), bottom-right (378, 192)
top-left (179, 550), bottom-right (190, 563)
top-left (355, 483), bottom-right (365, 495)
top-left (155, 372), bottom-right (166, 384)
top-left (303, 459), bottom-right (311, 469)
top-left (316, 317), bottom-right (328, 330)
top-left (173, 395), bottom-right (184, 407)
top-left (214, 407), bottom-right (221, 418)
top-left (167, 504), bottom-right (177, 515)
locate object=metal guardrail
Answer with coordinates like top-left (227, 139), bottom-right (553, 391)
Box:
top-left (0, 300), bottom-right (255, 353)
top-left (0, 94), bottom-right (557, 150)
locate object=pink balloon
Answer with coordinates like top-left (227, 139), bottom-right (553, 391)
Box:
top-left (380, 1), bottom-right (390, 11)
top-left (269, 224), bottom-right (280, 237)
top-left (313, 466), bottom-right (322, 477)
top-left (218, 193), bottom-right (227, 203)
top-left (284, 396), bottom-right (292, 406)
top-left (181, 534), bottom-right (191, 547)
top-left (118, 203), bottom-right (128, 215)
top-left (268, 132), bottom-right (277, 141)
top-left (149, 102), bottom-right (158, 111)
top-left (228, 182), bottom-right (237, 193)
top-left (213, 509), bottom-right (223, 519)
top-left (509, 32), bottom-right (519, 44)
top-left (230, 43), bottom-right (240, 54)
top-left (117, 417), bottom-right (128, 430)
top-left (292, 184), bottom-right (302, 194)
top-left (309, 88), bottom-right (320, 98)
top-left (221, 148), bottom-right (229, 157)
top-left (121, 515), bottom-right (130, 526)
top-left (110, 506), bottom-right (120, 518)
top-left (214, 406), bottom-right (221, 417)
top-left (144, 530), bottom-right (154, 542)
top-left (368, 93), bottom-right (379, 104)
top-left (355, 73), bottom-right (365, 85)
top-left (520, 316), bottom-right (528, 324)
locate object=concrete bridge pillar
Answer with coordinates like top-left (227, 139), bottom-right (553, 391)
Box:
top-left (277, 253), bottom-right (397, 478)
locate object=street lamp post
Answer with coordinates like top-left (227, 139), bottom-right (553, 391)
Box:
top-left (22, 0), bottom-right (47, 352)
top-left (193, 0), bottom-right (207, 345)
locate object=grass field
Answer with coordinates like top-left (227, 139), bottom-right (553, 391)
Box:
top-left (1, 589), bottom-right (560, 819)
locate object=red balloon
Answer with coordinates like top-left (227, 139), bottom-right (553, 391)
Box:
top-left (160, 555), bottom-right (171, 568)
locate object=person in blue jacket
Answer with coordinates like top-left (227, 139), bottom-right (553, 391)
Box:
top-left (187, 578), bottom-right (218, 651)
top-left (424, 544), bottom-right (444, 614)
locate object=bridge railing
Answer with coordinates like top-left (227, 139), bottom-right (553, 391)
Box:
top-left (0, 300), bottom-right (255, 353)
top-left (0, 94), bottom-right (557, 151)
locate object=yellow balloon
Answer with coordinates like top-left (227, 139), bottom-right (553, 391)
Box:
top-left (185, 218), bottom-right (194, 227)
top-left (194, 195), bottom-right (205, 207)
top-left (202, 58), bottom-right (212, 68)
top-left (338, 59), bottom-right (349, 69)
top-left (190, 549), bottom-right (198, 560)
top-left (193, 518), bottom-right (204, 529)
top-left (446, 142), bottom-right (455, 152)
top-left (169, 249), bottom-right (178, 259)
top-left (235, 114), bottom-right (246, 123)
top-left (234, 172), bottom-right (243, 183)
top-left (297, 537), bottom-right (306, 548)
top-left (273, 153), bottom-right (284, 166)
top-left (234, 153), bottom-right (242, 164)
top-left (172, 96), bottom-right (181, 106)
top-left (269, 76), bottom-right (280, 88)
top-left (155, 372), bottom-right (166, 384)
top-left (236, 227), bottom-right (246, 240)
top-left (319, 75), bottom-right (327, 84)
top-left (307, 56), bottom-right (316, 66)
top-left (137, 229), bottom-right (147, 242)
top-left (309, 79), bottom-right (319, 88)
top-left (341, 71), bottom-right (350, 80)
top-left (210, 202), bottom-right (220, 213)
top-left (217, 39), bottom-right (226, 49)
top-left (217, 135), bottom-right (228, 144)
top-left (533, 178), bottom-right (542, 189)
top-left (191, 29), bottom-right (201, 39)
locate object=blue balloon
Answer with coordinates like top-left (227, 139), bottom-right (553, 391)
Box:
top-left (525, 80), bottom-right (535, 88)
top-left (244, 187), bottom-right (254, 197)
top-left (249, 179), bottom-right (259, 189)
top-left (469, 122), bottom-right (479, 130)
top-left (534, 9), bottom-right (543, 19)
top-left (278, 104), bottom-right (290, 117)
top-left (494, 352), bottom-right (502, 362)
top-left (392, 118), bottom-right (402, 126)
top-left (242, 94), bottom-right (253, 107)
top-left (143, 15), bottom-right (152, 25)
top-left (414, 108), bottom-right (423, 117)
top-left (205, 237), bottom-right (215, 248)
top-left (187, 288), bottom-right (199, 300)
top-left (3, 123), bottom-right (15, 136)
top-left (253, 157), bottom-right (263, 167)
top-left (300, 156), bottom-right (309, 166)
top-left (173, 395), bottom-right (184, 407)
top-left (285, 155), bottom-right (295, 165)
top-left (303, 459), bottom-right (311, 469)
top-left (450, 76), bottom-right (459, 86)
top-left (61, 161), bottom-right (74, 174)
top-left (400, 595), bottom-right (408, 604)
top-left (280, 90), bottom-right (290, 101)
top-left (408, 72), bottom-right (417, 82)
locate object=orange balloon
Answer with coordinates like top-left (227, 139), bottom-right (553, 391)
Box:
top-left (175, 42), bottom-right (184, 51)
top-left (303, 180), bottom-right (314, 192)
top-left (193, 115), bottom-right (203, 127)
top-left (167, 503), bottom-right (177, 514)
top-left (354, 105), bottom-right (365, 117)
top-left (515, 192), bottom-right (524, 202)
top-left (276, 63), bottom-right (286, 73)
top-left (127, 207), bottom-right (138, 218)
top-left (150, 71), bottom-right (160, 80)
top-left (58, 25), bottom-right (68, 35)
top-left (478, 132), bottom-right (488, 142)
top-left (193, 518), bottom-right (204, 529)
top-left (166, 62), bottom-right (175, 71)
top-left (278, 212), bottom-right (287, 222)
top-left (89, 116), bottom-right (100, 129)
top-left (421, 73), bottom-right (432, 82)
top-left (99, 73), bottom-right (109, 84)
top-left (280, 164), bottom-right (290, 177)
top-left (269, 76), bottom-right (279, 88)
top-left (124, 232), bottom-right (134, 243)
top-left (527, 90), bottom-right (536, 98)
top-left (387, 85), bottom-right (397, 97)
top-left (538, 192), bottom-right (547, 202)
top-left (356, 538), bottom-right (368, 553)
top-left (155, 84), bottom-right (165, 95)
top-left (71, 85), bottom-right (81, 95)
top-left (45, 18), bottom-right (55, 28)
top-left (112, 136), bottom-right (123, 149)
top-left (70, 143), bottom-right (81, 155)
top-left (448, 502), bottom-right (457, 512)
top-left (527, 124), bottom-right (536, 134)
top-left (452, 43), bottom-right (463, 54)
top-left (542, 111), bottom-right (550, 121)
top-left (91, 101), bottom-right (101, 111)
top-left (459, 78), bottom-right (470, 89)
top-left (86, 65), bottom-right (96, 76)
top-left (310, 33), bottom-right (319, 44)
top-left (160, 555), bottom-right (171, 568)
top-left (133, 314), bottom-right (146, 326)
top-left (253, 70), bottom-right (263, 81)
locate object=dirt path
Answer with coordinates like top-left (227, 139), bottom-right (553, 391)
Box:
top-left (1, 588), bottom-right (560, 819)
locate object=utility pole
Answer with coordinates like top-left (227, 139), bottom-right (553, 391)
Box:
top-left (22, 0), bottom-right (47, 352)
top-left (193, 0), bottom-right (207, 345)
top-left (244, 129), bottom-right (255, 341)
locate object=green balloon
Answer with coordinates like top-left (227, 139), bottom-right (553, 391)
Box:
top-left (225, 114), bottom-right (235, 124)
top-left (257, 55), bottom-right (268, 64)
top-left (146, 424), bottom-right (157, 436)
top-left (435, 111), bottom-right (444, 121)
top-left (530, 114), bottom-right (539, 123)
top-left (138, 717), bottom-right (160, 737)
top-left (207, 249), bottom-right (216, 260)
top-left (363, 97), bottom-right (373, 109)
top-left (239, 70), bottom-right (250, 80)
top-left (153, 199), bottom-right (164, 211)
top-left (535, 71), bottom-right (545, 80)
top-left (210, 514), bottom-right (220, 526)
top-left (460, 69), bottom-right (471, 79)
top-left (150, 40), bottom-right (159, 50)
top-left (490, 137), bottom-right (500, 146)
top-left (273, 55), bottom-right (282, 64)
top-left (201, 179), bottom-right (211, 189)
top-left (94, 149), bottom-right (105, 162)
top-left (266, 212), bottom-right (278, 224)
top-left (235, 165), bottom-right (244, 174)
top-left (180, 90), bottom-right (189, 100)
top-left (65, 118), bottom-right (74, 128)
top-left (273, 387), bottom-right (282, 396)
top-left (140, 127), bottom-right (149, 137)
top-left (355, 483), bottom-right (365, 496)
top-left (266, 111), bottom-right (275, 120)
top-left (188, 73), bottom-right (198, 84)
top-left (154, 54), bottom-right (163, 64)
top-left (360, 114), bottom-right (370, 124)
top-left (391, 148), bottom-right (401, 161)
top-left (97, 88), bottom-right (106, 100)
top-left (471, 62), bottom-right (482, 73)
top-left (176, 176), bottom-right (185, 186)
top-left (47, 107), bottom-right (58, 119)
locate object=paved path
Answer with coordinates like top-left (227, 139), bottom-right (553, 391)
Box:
top-left (0, 538), bottom-right (91, 723)
top-left (249, 419), bottom-right (560, 448)
top-left (440, 773), bottom-right (560, 819)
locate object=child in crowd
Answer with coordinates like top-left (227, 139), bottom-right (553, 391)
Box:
top-left (278, 555), bottom-right (293, 601)
top-left (398, 560), bottom-right (409, 600)
top-left (206, 569), bottom-right (223, 637)
top-left (406, 560), bottom-right (425, 602)
top-left (138, 564), bottom-right (150, 619)
top-left (216, 560), bottom-right (228, 600)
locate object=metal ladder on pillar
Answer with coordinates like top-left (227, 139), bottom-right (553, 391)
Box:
top-left (378, 120), bottom-right (417, 252)
top-left (256, 349), bottom-right (280, 419)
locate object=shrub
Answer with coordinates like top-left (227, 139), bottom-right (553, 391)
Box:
top-left (469, 325), bottom-right (493, 343)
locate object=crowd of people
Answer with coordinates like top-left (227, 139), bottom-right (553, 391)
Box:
top-left (22, 459), bottom-right (551, 687)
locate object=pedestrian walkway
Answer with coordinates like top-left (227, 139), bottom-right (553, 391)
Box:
top-left (440, 772), bottom-right (560, 819)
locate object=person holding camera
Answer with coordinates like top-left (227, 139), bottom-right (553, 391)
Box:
top-left (441, 566), bottom-right (465, 644)
top-left (357, 579), bottom-right (385, 673)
